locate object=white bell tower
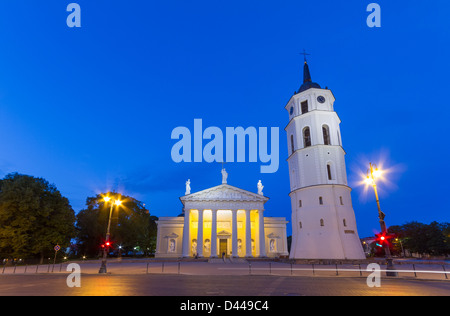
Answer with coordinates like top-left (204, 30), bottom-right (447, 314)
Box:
top-left (285, 58), bottom-right (365, 260)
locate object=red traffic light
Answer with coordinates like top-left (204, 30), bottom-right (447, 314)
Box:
top-left (101, 242), bottom-right (111, 248)
top-left (375, 232), bottom-right (395, 246)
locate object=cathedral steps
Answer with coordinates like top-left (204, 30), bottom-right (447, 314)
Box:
top-left (208, 257), bottom-right (248, 264)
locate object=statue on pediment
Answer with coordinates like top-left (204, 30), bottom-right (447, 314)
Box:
top-left (257, 180), bottom-right (264, 195)
top-left (221, 168), bottom-right (228, 184)
top-left (185, 179), bottom-right (191, 195)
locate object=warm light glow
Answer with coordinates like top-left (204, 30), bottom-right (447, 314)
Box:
top-left (364, 177), bottom-right (373, 185)
top-left (351, 150), bottom-right (405, 204)
top-left (115, 199), bottom-right (122, 206)
top-left (373, 168), bottom-right (382, 178)
top-left (104, 196), bottom-right (111, 202)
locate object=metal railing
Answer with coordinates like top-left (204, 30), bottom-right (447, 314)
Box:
top-left (1, 261), bottom-right (448, 281)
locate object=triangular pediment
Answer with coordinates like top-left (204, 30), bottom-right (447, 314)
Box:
top-left (180, 184), bottom-right (269, 203)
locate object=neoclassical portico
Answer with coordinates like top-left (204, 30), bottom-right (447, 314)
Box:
top-left (155, 171), bottom-right (289, 259)
top-left (181, 188), bottom-right (268, 258)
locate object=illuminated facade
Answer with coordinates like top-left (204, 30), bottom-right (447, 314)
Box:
top-left (155, 173), bottom-right (288, 258)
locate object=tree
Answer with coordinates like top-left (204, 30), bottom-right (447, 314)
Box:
top-left (443, 223), bottom-right (450, 256)
top-left (75, 192), bottom-right (158, 257)
top-left (425, 222), bottom-right (447, 255)
top-left (389, 221), bottom-right (450, 257)
top-left (401, 221), bottom-right (430, 256)
top-left (0, 173), bottom-right (76, 263)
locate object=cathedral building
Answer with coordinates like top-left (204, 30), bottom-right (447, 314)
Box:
top-left (155, 170), bottom-right (289, 258)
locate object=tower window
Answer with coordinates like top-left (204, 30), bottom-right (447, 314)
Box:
top-left (340, 196), bottom-right (344, 205)
top-left (322, 125), bottom-right (331, 145)
top-left (343, 219), bottom-right (347, 227)
top-left (327, 164), bottom-right (333, 180)
top-left (303, 127), bottom-right (311, 148)
top-left (299, 200), bottom-right (302, 207)
top-left (319, 196), bottom-right (323, 205)
top-left (320, 219), bottom-right (324, 226)
top-left (301, 101), bottom-right (308, 114)
top-left (299, 221), bottom-right (302, 229)
top-left (290, 134), bottom-right (295, 155)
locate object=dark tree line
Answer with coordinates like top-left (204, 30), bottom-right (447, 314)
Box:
top-left (389, 221), bottom-right (450, 257)
top-left (0, 173), bottom-right (76, 263)
top-left (0, 173), bottom-right (158, 262)
top-left (75, 192), bottom-right (158, 257)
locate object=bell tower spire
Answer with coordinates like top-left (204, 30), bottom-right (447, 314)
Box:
top-left (297, 51), bottom-right (321, 94)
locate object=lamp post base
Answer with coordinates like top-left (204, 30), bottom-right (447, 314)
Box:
top-left (98, 260), bottom-right (107, 274)
top-left (386, 259), bottom-right (397, 277)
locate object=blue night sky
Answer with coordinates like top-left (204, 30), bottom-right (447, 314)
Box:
top-left (0, 1), bottom-right (449, 238)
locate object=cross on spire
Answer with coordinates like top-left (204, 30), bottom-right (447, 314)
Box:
top-left (299, 49), bottom-right (310, 63)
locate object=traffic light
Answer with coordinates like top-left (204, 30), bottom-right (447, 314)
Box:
top-left (100, 241), bottom-right (112, 249)
top-left (374, 232), bottom-right (395, 247)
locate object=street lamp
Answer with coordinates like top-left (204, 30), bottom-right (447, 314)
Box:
top-left (395, 238), bottom-right (405, 258)
top-left (365, 163), bottom-right (397, 277)
top-left (99, 195), bottom-right (122, 274)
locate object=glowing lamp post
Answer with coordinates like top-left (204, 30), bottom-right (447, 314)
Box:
top-left (365, 163), bottom-right (397, 277)
top-left (99, 196), bottom-right (122, 274)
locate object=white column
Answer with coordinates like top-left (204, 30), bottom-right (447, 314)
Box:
top-left (258, 209), bottom-right (267, 257)
top-left (182, 209), bottom-right (191, 257)
top-left (210, 209), bottom-right (218, 258)
top-left (231, 209), bottom-right (238, 258)
top-left (245, 209), bottom-right (253, 257)
top-left (197, 209), bottom-right (204, 257)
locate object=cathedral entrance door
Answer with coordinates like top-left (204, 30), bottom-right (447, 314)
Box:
top-left (219, 239), bottom-right (228, 257)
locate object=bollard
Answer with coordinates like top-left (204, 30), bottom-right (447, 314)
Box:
top-left (146, 262), bottom-right (149, 274)
top-left (269, 262), bottom-right (271, 275)
top-left (312, 263), bottom-right (315, 276)
top-left (24, 264), bottom-right (28, 274)
top-left (443, 265), bottom-right (448, 280)
top-left (162, 262), bottom-right (164, 273)
top-left (335, 264), bottom-right (338, 276)
top-left (291, 263), bottom-right (293, 276)
top-left (36, 264), bottom-right (39, 274)
top-left (13, 264), bottom-right (17, 274)
top-left (412, 264), bottom-right (417, 277)
top-left (178, 262), bottom-right (181, 275)
top-left (249, 262), bottom-right (251, 275)
top-left (359, 264), bottom-right (362, 277)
